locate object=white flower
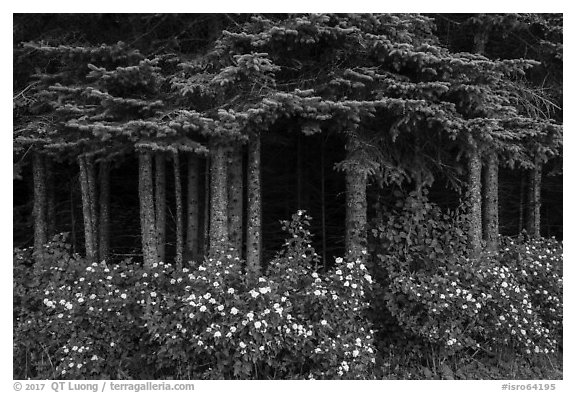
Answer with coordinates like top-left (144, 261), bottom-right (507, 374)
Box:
top-left (254, 321), bottom-right (262, 329)
top-left (336, 269), bottom-right (342, 275)
top-left (239, 342), bottom-right (246, 349)
top-left (110, 342), bottom-right (115, 347)
top-left (189, 312), bottom-right (195, 318)
top-left (91, 355), bottom-right (98, 361)
top-left (231, 307), bottom-right (239, 315)
top-left (247, 312), bottom-right (254, 320)
top-left (312, 272), bottom-right (318, 279)
top-left (120, 293), bottom-right (127, 299)
top-left (230, 326), bottom-right (237, 333)
top-left (150, 292), bottom-right (157, 298)
top-left (250, 290), bottom-right (259, 298)
top-left (314, 290), bottom-right (321, 296)
top-left (217, 305), bottom-right (224, 311)
top-left (320, 320), bottom-right (327, 326)
top-left (335, 257), bottom-right (343, 264)
top-left (228, 288), bottom-right (235, 294)
top-left (213, 282), bottom-right (219, 287)
top-left (259, 287), bottom-right (270, 294)
top-left (352, 350), bottom-right (359, 357)
top-left (203, 293), bottom-right (211, 300)
top-left (347, 262), bottom-right (354, 269)
top-left (214, 332), bottom-right (222, 338)
top-left (200, 305), bottom-right (207, 312)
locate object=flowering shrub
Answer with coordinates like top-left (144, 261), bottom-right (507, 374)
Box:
top-left (146, 211), bottom-right (377, 379)
top-left (370, 193), bottom-right (562, 357)
top-left (14, 235), bottom-right (150, 379)
top-left (14, 212), bottom-right (377, 379)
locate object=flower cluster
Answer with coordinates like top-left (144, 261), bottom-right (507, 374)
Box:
top-left (14, 214), bottom-right (377, 380)
top-left (146, 212), bottom-right (377, 379)
top-left (370, 194), bottom-right (563, 357)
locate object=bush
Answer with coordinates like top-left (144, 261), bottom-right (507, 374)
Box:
top-left (14, 212), bottom-right (377, 380)
top-left (146, 211), bottom-right (377, 379)
top-left (369, 192), bottom-right (562, 358)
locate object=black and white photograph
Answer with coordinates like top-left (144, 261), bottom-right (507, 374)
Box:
top-left (11, 10), bottom-right (564, 387)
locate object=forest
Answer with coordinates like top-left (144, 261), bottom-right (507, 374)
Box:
top-left (13, 13), bottom-right (562, 380)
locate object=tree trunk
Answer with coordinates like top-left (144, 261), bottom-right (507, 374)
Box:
top-left (518, 171), bottom-right (525, 233)
top-left (78, 155), bottom-right (98, 263)
top-left (70, 182), bottom-right (77, 254)
top-left (45, 157), bottom-right (56, 237)
top-left (227, 143), bottom-right (244, 256)
top-left (345, 167), bottom-right (367, 257)
top-left (209, 142), bottom-right (229, 251)
top-left (173, 151), bottom-right (184, 267)
top-left (296, 133), bottom-right (303, 210)
top-left (482, 152), bottom-right (499, 252)
top-left (139, 152), bottom-right (158, 267)
top-left (467, 148), bottom-right (482, 258)
top-left (203, 156), bottom-right (210, 255)
top-left (527, 161), bottom-right (542, 238)
top-left (32, 152), bottom-right (48, 260)
top-left (98, 161), bottom-right (110, 261)
top-left (246, 132), bottom-right (262, 273)
top-left (154, 153), bottom-right (166, 262)
top-left (320, 135), bottom-right (327, 267)
top-left (186, 154), bottom-right (200, 262)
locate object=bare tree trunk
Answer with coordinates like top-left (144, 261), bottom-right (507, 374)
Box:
top-left (173, 151), bottom-right (184, 267)
top-left (78, 155), bottom-right (98, 263)
top-left (320, 135), bottom-right (327, 267)
top-left (186, 154), bottom-right (200, 262)
top-left (98, 161), bottom-right (110, 261)
top-left (296, 133), bottom-right (303, 210)
top-left (227, 143), bottom-right (244, 256)
top-left (32, 152), bottom-right (47, 260)
top-left (246, 132), bottom-right (262, 273)
top-left (209, 142), bottom-right (229, 251)
top-left (139, 152), bottom-right (158, 267)
top-left (154, 153), bottom-right (166, 262)
top-left (482, 152), bottom-right (499, 252)
top-left (45, 157), bottom-right (56, 238)
top-left (527, 161), bottom-right (542, 238)
top-left (203, 156), bottom-right (210, 255)
top-left (467, 148), bottom-right (482, 258)
top-left (518, 171), bottom-right (525, 233)
top-left (345, 167), bottom-right (367, 257)
top-left (70, 183), bottom-right (77, 254)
